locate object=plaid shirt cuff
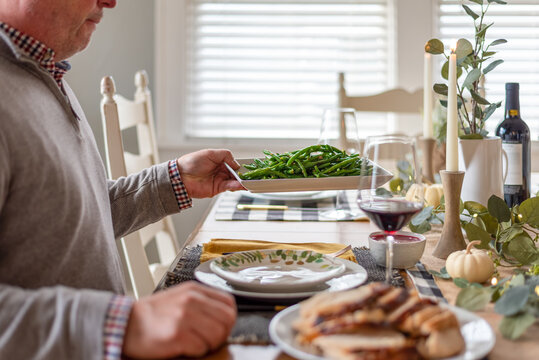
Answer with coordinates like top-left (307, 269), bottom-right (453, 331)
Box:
top-left (103, 295), bottom-right (135, 360)
top-left (168, 160), bottom-right (193, 210)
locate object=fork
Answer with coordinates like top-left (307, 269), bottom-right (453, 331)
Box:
top-left (327, 244), bottom-right (352, 258)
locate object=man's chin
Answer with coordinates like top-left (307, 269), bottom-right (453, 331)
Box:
top-left (56, 39), bottom-right (91, 61)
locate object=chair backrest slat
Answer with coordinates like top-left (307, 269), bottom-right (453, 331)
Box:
top-left (338, 72), bottom-right (423, 114)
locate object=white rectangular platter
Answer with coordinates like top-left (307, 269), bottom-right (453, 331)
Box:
top-left (226, 158), bottom-right (393, 193)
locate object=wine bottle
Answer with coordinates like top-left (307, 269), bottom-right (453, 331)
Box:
top-left (495, 83), bottom-right (531, 207)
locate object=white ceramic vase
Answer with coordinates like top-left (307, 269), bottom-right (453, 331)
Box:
top-left (458, 137), bottom-right (506, 205)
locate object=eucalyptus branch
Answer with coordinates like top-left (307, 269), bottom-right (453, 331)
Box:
top-left (425, 0), bottom-right (506, 138)
top-left (456, 85), bottom-right (472, 132)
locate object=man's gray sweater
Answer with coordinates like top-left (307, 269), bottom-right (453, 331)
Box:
top-left (0, 31), bottom-right (180, 359)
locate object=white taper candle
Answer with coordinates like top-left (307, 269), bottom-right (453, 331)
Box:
top-left (446, 49), bottom-right (459, 172)
top-left (423, 53), bottom-right (433, 138)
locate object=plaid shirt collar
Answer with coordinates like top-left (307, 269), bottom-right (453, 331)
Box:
top-left (0, 22), bottom-right (70, 89)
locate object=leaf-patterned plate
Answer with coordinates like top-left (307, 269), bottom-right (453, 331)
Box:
top-left (209, 249), bottom-right (346, 292)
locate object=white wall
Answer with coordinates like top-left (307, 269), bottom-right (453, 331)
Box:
top-left (65, 0), bottom-right (155, 162)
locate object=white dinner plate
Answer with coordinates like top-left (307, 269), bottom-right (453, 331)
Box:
top-left (209, 250), bottom-right (346, 292)
top-left (244, 190), bottom-right (337, 201)
top-left (194, 257), bottom-right (367, 301)
top-left (269, 303), bottom-right (496, 360)
top-left (226, 159), bottom-right (393, 193)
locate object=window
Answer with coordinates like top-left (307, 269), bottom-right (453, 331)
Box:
top-left (437, 0), bottom-right (539, 139)
top-left (158, 0), bottom-right (393, 142)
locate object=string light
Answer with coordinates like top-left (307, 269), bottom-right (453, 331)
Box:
top-left (491, 277), bottom-right (498, 286)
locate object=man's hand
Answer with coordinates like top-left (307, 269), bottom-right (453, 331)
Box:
top-left (176, 149), bottom-right (245, 198)
top-left (122, 282), bottom-right (237, 359)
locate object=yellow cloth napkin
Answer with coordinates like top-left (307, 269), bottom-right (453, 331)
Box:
top-left (200, 238), bottom-right (356, 263)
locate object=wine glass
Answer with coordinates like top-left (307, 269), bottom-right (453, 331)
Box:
top-left (357, 135), bottom-right (424, 283)
top-left (317, 107), bottom-right (361, 220)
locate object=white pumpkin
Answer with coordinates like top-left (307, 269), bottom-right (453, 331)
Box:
top-left (445, 240), bottom-right (494, 283)
top-left (424, 184), bottom-right (444, 208)
top-left (405, 183), bottom-right (444, 207)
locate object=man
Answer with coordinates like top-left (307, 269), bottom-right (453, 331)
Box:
top-left (0, 0), bottom-right (244, 359)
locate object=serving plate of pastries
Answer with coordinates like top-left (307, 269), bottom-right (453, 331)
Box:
top-left (269, 282), bottom-right (495, 360)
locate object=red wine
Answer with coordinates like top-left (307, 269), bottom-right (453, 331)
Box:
top-left (359, 199), bottom-right (422, 234)
top-left (495, 83), bottom-right (531, 207)
top-left (371, 233), bottom-right (423, 243)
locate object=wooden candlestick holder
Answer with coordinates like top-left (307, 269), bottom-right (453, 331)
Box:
top-left (418, 137), bottom-right (436, 184)
top-left (433, 170), bottom-right (467, 259)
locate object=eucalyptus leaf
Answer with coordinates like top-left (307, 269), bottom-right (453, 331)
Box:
top-left (480, 213), bottom-right (499, 234)
top-left (470, 89), bottom-right (490, 105)
top-left (457, 56), bottom-right (469, 67)
top-left (433, 83), bottom-right (448, 96)
top-left (494, 285), bottom-right (530, 316)
top-left (499, 226), bottom-right (524, 243)
top-left (462, 68), bottom-right (481, 89)
top-left (499, 312), bottom-right (535, 340)
top-left (474, 104), bottom-right (483, 120)
top-left (483, 103), bottom-right (498, 122)
top-left (488, 0), bottom-right (507, 4)
top-left (488, 195), bottom-right (511, 222)
top-left (456, 39), bottom-right (474, 59)
top-left (441, 61), bottom-right (449, 80)
top-left (470, 0), bottom-right (483, 5)
top-left (484, 59), bottom-right (504, 74)
top-left (456, 286), bottom-right (492, 311)
top-left (511, 273), bottom-right (526, 287)
top-left (489, 39), bottom-right (507, 47)
top-left (389, 178), bottom-right (404, 193)
top-left (429, 266), bottom-right (451, 279)
top-left (476, 23), bottom-right (493, 39)
top-left (462, 4), bottom-right (479, 20)
top-left (507, 235), bottom-right (539, 265)
top-left (471, 216), bottom-right (486, 231)
top-left (483, 51), bottom-right (496, 57)
top-left (457, 66), bottom-right (463, 79)
top-left (454, 277), bottom-right (470, 288)
top-left (464, 222), bottom-right (492, 249)
top-left (518, 196), bottom-right (539, 227)
top-left (409, 221), bottom-right (431, 234)
top-left (396, 160), bottom-right (411, 174)
top-left (425, 39), bottom-right (445, 55)
top-left (375, 188), bottom-right (393, 198)
top-left (412, 206), bottom-right (434, 226)
top-left (464, 201), bottom-right (488, 214)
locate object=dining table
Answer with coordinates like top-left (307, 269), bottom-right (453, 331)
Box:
top-left (156, 190), bottom-right (539, 360)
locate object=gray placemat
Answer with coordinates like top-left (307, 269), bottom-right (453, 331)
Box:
top-left (161, 245), bottom-right (407, 344)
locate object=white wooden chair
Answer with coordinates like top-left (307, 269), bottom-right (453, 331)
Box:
top-left (100, 70), bottom-right (179, 298)
top-left (338, 72), bottom-right (423, 115)
top-left (337, 72), bottom-right (424, 171)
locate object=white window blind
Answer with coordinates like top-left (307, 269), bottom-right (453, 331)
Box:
top-left (184, 0), bottom-right (391, 139)
top-left (438, 0), bottom-right (539, 139)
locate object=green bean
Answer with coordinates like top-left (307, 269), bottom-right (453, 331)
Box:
top-left (238, 145), bottom-right (372, 180)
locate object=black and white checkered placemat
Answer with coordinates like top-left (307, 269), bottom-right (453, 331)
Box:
top-left (214, 190), bottom-right (367, 221)
top-left (406, 262), bottom-right (447, 303)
